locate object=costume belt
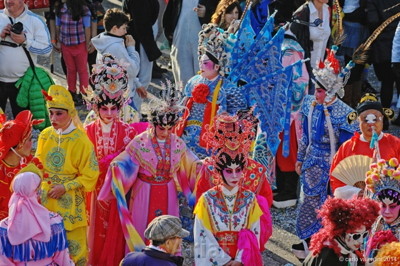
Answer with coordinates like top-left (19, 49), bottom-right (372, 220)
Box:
top-left (215, 231), bottom-right (239, 259)
top-left (137, 173), bottom-right (172, 185)
top-left (186, 120), bottom-right (202, 127)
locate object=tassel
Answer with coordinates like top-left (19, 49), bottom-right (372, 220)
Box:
top-left (41, 89), bottom-right (52, 101)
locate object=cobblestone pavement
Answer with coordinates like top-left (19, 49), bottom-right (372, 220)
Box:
top-left (5, 1), bottom-right (400, 265)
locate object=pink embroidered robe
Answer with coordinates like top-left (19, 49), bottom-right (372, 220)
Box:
top-left (98, 131), bottom-right (199, 244)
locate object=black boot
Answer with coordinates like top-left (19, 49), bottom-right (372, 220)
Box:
top-left (273, 166), bottom-right (285, 196)
top-left (291, 237), bottom-right (311, 261)
top-left (273, 171), bottom-right (299, 208)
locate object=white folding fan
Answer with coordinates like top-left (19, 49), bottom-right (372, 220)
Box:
top-left (331, 155), bottom-right (373, 186)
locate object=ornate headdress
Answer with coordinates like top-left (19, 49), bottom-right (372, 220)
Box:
top-left (0, 110), bottom-right (43, 161)
top-left (202, 113), bottom-right (255, 172)
top-left (347, 93), bottom-right (395, 123)
top-left (365, 158), bottom-right (400, 203)
top-left (84, 54), bottom-right (129, 110)
top-left (149, 80), bottom-right (185, 127)
top-left (312, 45), bottom-right (355, 102)
top-left (198, 23), bottom-right (233, 76)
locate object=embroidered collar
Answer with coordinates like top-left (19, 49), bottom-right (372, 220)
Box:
top-left (221, 185), bottom-right (239, 196)
top-left (360, 132), bottom-right (384, 142)
top-left (55, 120), bottom-right (76, 135)
top-left (100, 119), bottom-right (113, 133)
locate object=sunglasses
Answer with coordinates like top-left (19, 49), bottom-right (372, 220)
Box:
top-left (348, 231), bottom-right (369, 241)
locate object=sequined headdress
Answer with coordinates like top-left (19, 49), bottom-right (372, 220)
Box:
top-left (198, 23), bottom-right (233, 76)
top-left (84, 54), bottom-right (129, 109)
top-left (365, 158), bottom-right (400, 203)
top-left (312, 45), bottom-right (355, 102)
top-left (202, 113), bottom-right (255, 171)
top-left (149, 80), bottom-right (185, 127)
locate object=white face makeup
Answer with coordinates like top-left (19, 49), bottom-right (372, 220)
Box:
top-left (344, 225), bottom-right (367, 251)
top-left (98, 103), bottom-right (119, 124)
top-left (358, 110), bottom-right (384, 140)
top-left (365, 113), bottom-right (381, 124)
top-left (380, 197), bottom-right (400, 225)
top-left (222, 162), bottom-right (243, 189)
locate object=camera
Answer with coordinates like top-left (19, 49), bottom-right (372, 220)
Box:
top-left (10, 22), bottom-right (23, 35)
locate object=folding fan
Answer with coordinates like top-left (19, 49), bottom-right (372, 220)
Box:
top-left (331, 155), bottom-right (373, 186)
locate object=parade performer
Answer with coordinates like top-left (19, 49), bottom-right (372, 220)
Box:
top-left (365, 158), bottom-right (400, 259)
top-left (195, 113), bottom-right (273, 207)
top-left (0, 165), bottom-right (74, 265)
top-left (193, 114), bottom-right (272, 265)
top-left (330, 94), bottom-right (400, 199)
top-left (36, 85), bottom-right (99, 265)
top-left (292, 47), bottom-right (358, 259)
top-left (174, 24), bottom-right (228, 159)
top-left (273, 27), bottom-right (309, 209)
top-left (83, 55), bottom-right (136, 265)
top-left (98, 82), bottom-right (199, 252)
top-left (303, 197), bottom-right (379, 265)
top-left (0, 110), bottom-right (43, 220)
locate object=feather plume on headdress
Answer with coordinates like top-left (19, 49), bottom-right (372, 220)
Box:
top-left (148, 79), bottom-right (185, 127)
top-left (312, 45), bottom-right (355, 102)
top-left (353, 12), bottom-right (400, 64)
top-left (331, 0), bottom-right (346, 46)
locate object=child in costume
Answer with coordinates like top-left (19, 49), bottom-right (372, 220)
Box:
top-left (36, 85), bottom-right (99, 265)
top-left (174, 24), bottom-right (228, 159)
top-left (195, 113), bottom-right (273, 207)
top-left (0, 110), bottom-right (43, 220)
top-left (0, 164), bottom-right (74, 265)
top-left (293, 47), bottom-right (358, 259)
top-left (98, 82), bottom-right (199, 252)
top-left (193, 113), bottom-right (270, 265)
top-left (303, 197), bottom-right (379, 265)
top-left (83, 55), bottom-right (136, 265)
top-left (365, 158), bottom-right (400, 260)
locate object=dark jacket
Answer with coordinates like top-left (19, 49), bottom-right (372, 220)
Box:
top-left (123, 0), bottom-right (162, 61)
top-left (121, 248), bottom-right (184, 266)
top-left (367, 0), bottom-right (400, 64)
top-left (163, 0), bottom-right (219, 45)
top-left (303, 247), bottom-right (364, 266)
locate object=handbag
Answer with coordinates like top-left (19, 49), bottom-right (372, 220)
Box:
top-left (15, 46), bottom-right (54, 130)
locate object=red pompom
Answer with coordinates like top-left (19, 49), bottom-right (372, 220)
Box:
top-left (41, 90), bottom-right (53, 101)
top-left (192, 83), bottom-right (210, 104)
top-left (318, 60), bottom-right (325, 69)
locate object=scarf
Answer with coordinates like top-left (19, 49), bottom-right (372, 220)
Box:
top-left (7, 172), bottom-right (51, 245)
